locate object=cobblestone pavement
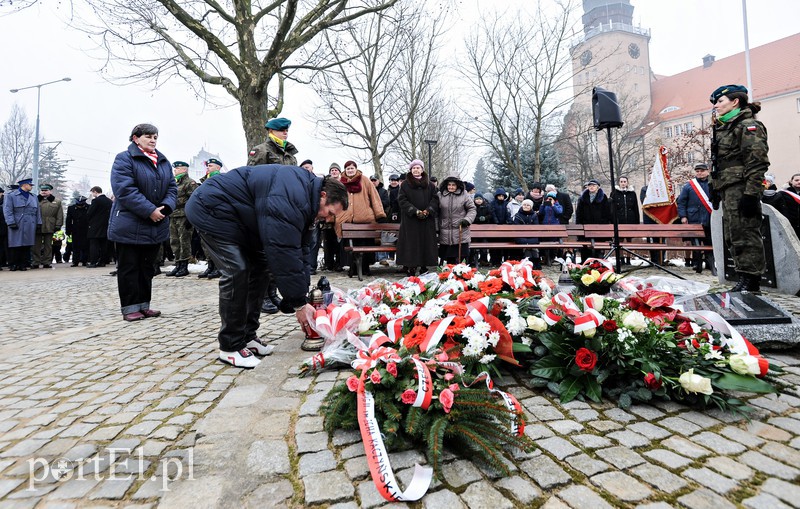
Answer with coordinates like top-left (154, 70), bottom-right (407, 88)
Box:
top-left (1, 261), bottom-right (799, 509)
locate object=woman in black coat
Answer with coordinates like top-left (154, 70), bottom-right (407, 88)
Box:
top-left (576, 180), bottom-right (612, 261)
top-left (396, 159), bottom-right (438, 276)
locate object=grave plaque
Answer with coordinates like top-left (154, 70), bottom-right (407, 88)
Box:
top-left (680, 292), bottom-right (792, 325)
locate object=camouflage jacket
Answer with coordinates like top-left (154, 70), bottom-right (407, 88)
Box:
top-left (172, 173), bottom-right (198, 218)
top-left (247, 138), bottom-right (298, 166)
top-left (713, 108), bottom-right (769, 196)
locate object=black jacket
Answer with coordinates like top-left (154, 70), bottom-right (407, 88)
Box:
top-left (556, 190), bottom-right (573, 224)
top-left (611, 188), bottom-right (640, 224)
top-left (87, 194), bottom-right (113, 239)
top-left (186, 165), bottom-right (321, 308)
top-left (576, 188), bottom-right (612, 225)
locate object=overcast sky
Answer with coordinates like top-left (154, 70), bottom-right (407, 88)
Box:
top-left (1, 0), bottom-right (799, 193)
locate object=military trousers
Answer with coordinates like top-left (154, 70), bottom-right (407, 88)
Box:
top-left (721, 181), bottom-right (765, 276)
top-left (32, 231), bottom-right (54, 266)
top-left (169, 215), bottom-right (193, 261)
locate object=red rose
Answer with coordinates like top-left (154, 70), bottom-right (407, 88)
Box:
top-left (346, 376), bottom-right (360, 392)
top-left (575, 348), bottom-right (597, 372)
top-left (401, 389), bottom-right (416, 404)
top-left (677, 321), bottom-right (694, 337)
top-left (602, 320), bottom-right (618, 332)
top-left (386, 362), bottom-right (398, 377)
top-left (439, 388), bottom-right (455, 413)
top-left (370, 370), bottom-right (382, 384)
top-left (643, 373), bottom-right (662, 391)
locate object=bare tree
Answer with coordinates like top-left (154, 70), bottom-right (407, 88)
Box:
top-left (459, 1), bottom-right (581, 189)
top-left (392, 94), bottom-right (469, 180)
top-left (310, 2), bottom-right (444, 178)
top-left (0, 104), bottom-right (35, 186)
top-left (76, 0), bottom-right (397, 148)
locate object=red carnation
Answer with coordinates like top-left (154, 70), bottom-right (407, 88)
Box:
top-left (602, 320), bottom-right (618, 332)
top-left (575, 348), bottom-right (598, 372)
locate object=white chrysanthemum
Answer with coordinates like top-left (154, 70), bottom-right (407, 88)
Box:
top-left (397, 304), bottom-right (418, 318)
top-left (373, 303), bottom-right (392, 317)
top-left (463, 343), bottom-right (483, 357)
top-left (479, 354), bottom-right (497, 364)
top-left (358, 312), bottom-right (377, 333)
top-left (468, 273), bottom-right (487, 289)
top-left (399, 288), bottom-right (417, 301)
top-left (507, 316), bottom-right (527, 336)
top-left (473, 321), bottom-right (491, 336)
top-left (416, 304), bottom-right (443, 325)
top-left (467, 333), bottom-right (488, 351)
top-left (453, 263), bottom-right (471, 275)
top-left (487, 331), bottom-right (501, 347)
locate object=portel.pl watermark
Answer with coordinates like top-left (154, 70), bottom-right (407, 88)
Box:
top-left (28, 447), bottom-right (194, 491)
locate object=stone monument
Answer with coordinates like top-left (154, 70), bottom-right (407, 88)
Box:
top-left (711, 203), bottom-right (800, 296)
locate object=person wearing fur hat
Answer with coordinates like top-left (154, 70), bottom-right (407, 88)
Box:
top-left (513, 199), bottom-right (541, 268)
top-left (437, 174), bottom-right (476, 264)
top-left (335, 160), bottom-right (386, 277)
top-left (396, 159), bottom-right (439, 276)
top-left (2, 178), bottom-right (40, 271)
top-left (576, 179), bottom-right (612, 262)
top-left (469, 193), bottom-right (494, 266)
top-left (710, 84), bottom-right (769, 293)
top-left (32, 183), bottom-right (63, 269)
top-left (247, 117), bottom-right (298, 166)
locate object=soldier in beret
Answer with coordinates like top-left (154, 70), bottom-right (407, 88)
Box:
top-left (165, 161), bottom-right (198, 277)
top-left (247, 117), bottom-right (298, 166)
top-left (32, 183), bottom-right (63, 269)
top-left (3, 178), bottom-right (40, 271)
top-left (710, 84), bottom-right (769, 293)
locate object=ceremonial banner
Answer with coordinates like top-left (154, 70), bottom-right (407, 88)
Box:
top-left (642, 146), bottom-right (679, 224)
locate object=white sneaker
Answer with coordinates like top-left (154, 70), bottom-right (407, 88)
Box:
top-left (219, 349), bottom-right (260, 369)
top-left (246, 338), bottom-right (275, 356)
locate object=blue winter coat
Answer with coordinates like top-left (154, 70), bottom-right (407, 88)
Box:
top-left (537, 200), bottom-right (564, 225)
top-left (185, 165), bottom-right (321, 307)
top-left (676, 178), bottom-right (712, 226)
top-left (3, 189), bottom-right (40, 247)
top-left (513, 208), bottom-right (539, 244)
top-left (108, 143), bottom-right (177, 245)
top-left (491, 188), bottom-right (511, 225)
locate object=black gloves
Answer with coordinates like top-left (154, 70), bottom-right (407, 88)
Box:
top-left (738, 194), bottom-right (761, 218)
top-left (376, 216), bottom-right (389, 223)
top-left (711, 188), bottom-right (721, 210)
top-left (459, 219), bottom-right (471, 227)
top-left (279, 296), bottom-right (306, 314)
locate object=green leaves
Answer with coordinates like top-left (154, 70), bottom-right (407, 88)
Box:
top-left (713, 373), bottom-right (777, 394)
top-left (530, 355), bottom-right (567, 380)
top-left (558, 376), bottom-right (582, 403)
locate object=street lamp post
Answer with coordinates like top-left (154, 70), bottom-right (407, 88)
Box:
top-left (424, 139), bottom-right (437, 177)
top-left (10, 77), bottom-right (71, 190)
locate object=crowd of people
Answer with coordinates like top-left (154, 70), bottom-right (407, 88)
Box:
top-left (0, 83), bottom-right (783, 367)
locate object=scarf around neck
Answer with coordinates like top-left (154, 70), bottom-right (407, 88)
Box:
top-left (269, 132), bottom-right (287, 148)
top-left (341, 171), bottom-right (363, 193)
top-left (719, 107), bottom-right (741, 123)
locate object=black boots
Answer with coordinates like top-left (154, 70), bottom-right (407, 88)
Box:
top-left (261, 284), bottom-right (282, 314)
top-left (166, 260), bottom-right (190, 277)
top-left (198, 260), bottom-right (219, 279)
top-left (729, 273), bottom-right (761, 294)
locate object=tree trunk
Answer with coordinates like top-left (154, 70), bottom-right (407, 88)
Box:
top-left (239, 88), bottom-right (268, 152)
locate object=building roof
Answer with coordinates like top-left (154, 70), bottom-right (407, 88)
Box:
top-left (648, 32), bottom-right (800, 122)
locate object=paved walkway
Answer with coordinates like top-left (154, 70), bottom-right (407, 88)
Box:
top-left (0, 262), bottom-right (799, 509)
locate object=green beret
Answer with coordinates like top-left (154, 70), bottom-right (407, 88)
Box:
top-left (39, 184), bottom-right (54, 191)
top-left (206, 158), bottom-right (223, 167)
top-left (172, 161), bottom-right (189, 168)
top-left (710, 84), bottom-right (747, 104)
top-left (265, 117), bottom-right (291, 130)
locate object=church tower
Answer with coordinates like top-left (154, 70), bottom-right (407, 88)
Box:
top-left (570, 0), bottom-right (652, 112)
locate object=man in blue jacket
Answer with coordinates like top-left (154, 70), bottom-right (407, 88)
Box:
top-left (677, 163), bottom-right (715, 274)
top-left (186, 165), bottom-right (349, 369)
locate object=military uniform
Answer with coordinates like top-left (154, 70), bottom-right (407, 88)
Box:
top-left (34, 191), bottom-right (63, 267)
top-left (713, 108), bottom-right (769, 277)
top-left (247, 138), bottom-right (298, 166)
top-left (170, 173), bottom-right (198, 262)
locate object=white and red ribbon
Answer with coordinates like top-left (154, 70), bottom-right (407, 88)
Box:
top-left (466, 371), bottom-right (525, 436)
top-left (680, 309), bottom-right (768, 376)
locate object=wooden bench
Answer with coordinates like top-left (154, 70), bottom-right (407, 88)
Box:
top-left (581, 224), bottom-right (712, 254)
top-left (341, 222), bottom-right (586, 280)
